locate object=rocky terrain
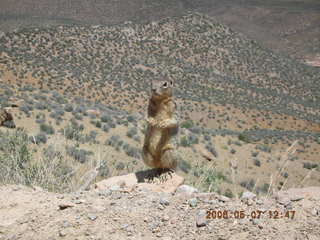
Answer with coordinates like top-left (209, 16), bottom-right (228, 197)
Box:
top-left (0, 183), bottom-right (319, 240)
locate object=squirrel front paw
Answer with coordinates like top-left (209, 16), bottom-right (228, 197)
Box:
top-left (158, 119), bottom-right (177, 128)
top-left (146, 117), bottom-right (157, 127)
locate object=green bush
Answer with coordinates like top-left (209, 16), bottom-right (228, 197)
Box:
top-left (178, 159), bottom-right (192, 173)
top-left (40, 123), bottom-right (55, 135)
top-left (0, 129), bottom-right (73, 192)
top-left (181, 119), bottom-right (194, 129)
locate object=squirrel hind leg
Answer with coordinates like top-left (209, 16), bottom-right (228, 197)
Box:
top-left (159, 148), bottom-right (178, 170)
top-left (142, 146), bottom-right (161, 168)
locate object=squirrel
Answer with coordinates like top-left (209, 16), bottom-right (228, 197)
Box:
top-left (142, 76), bottom-right (180, 175)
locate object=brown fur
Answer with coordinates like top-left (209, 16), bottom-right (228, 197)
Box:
top-left (142, 77), bottom-right (180, 170)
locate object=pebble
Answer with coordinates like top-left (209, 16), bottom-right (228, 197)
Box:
top-left (110, 185), bottom-right (121, 191)
top-left (218, 195), bottom-right (230, 202)
top-left (196, 210), bottom-right (207, 227)
top-left (98, 189), bottom-right (112, 197)
top-left (290, 195), bottom-right (304, 202)
top-left (176, 185), bottom-right (199, 195)
top-left (159, 197), bottom-right (170, 206)
top-left (241, 191), bottom-right (256, 200)
top-left (59, 230), bottom-right (67, 237)
top-left (87, 214), bottom-right (98, 221)
top-left (188, 198), bottom-right (198, 207)
top-left (277, 196), bottom-right (291, 206)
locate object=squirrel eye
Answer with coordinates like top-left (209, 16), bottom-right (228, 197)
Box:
top-left (163, 82), bottom-right (168, 88)
top-left (170, 81), bottom-right (173, 86)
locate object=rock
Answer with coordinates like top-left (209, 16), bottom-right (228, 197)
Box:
top-left (59, 229), bottom-right (67, 237)
top-left (277, 196), bottom-right (291, 206)
top-left (218, 195), bottom-right (230, 202)
top-left (188, 198), bottom-right (198, 207)
top-left (95, 170), bottom-right (184, 193)
top-left (109, 185), bottom-right (121, 191)
top-left (159, 197), bottom-right (170, 206)
top-left (0, 108), bottom-right (15, 128)
top-left (196, 210), bottom-right (207, 227)
top-left (58, 203), bottom-right (74, 210)
top-left (87, 214), bottom-right (98, 221)
top-left (86, 109), bottom-right (101, 117)
top-left (175, 185), bottom-right (198, 195)
top-left (241, 191), bottom-right (256, 200)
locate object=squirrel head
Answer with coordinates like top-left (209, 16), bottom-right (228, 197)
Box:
top-left (150, 77), bottom-right (173, 100)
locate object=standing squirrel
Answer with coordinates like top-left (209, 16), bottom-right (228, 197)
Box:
top-left (142, 77), bottom-right (180, 173)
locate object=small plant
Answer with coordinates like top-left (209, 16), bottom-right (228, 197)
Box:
top-left (127, 128), bottom-right (137, 138)
top-left (40, 123), bottom-right (55, 135)
top-left (253, 159), bottom-right (261, 167)
top-left (303, 162), bottom-right (318, 170)
top-left (178, 159), bottom-right (192, 173)
top-left (181, 119), bottom-right (194, 129)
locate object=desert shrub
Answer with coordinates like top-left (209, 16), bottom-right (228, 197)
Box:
top-left (178, 159), bottom-right (192, 173)
top-left (102, 124), bottom-right (110, 132)
top-left (204, 135), bottom-right (211, 141)
top-left (86, 130), bottom-right (98, 142)
top-left (29, 133), bottom-right (47, 144)
top-left (240, 179), bottom-right (255, 191)
top-left (73, 113), bottom-right (83, 120)
top-left (205, 144), bottom-right (218, 158)
top-left (43, 145), bottom-right (62, 160)
top-left (253, 159), bottom-right (261, 167)
top-left (3, 120), bottom-right (15, 128)
top-left (0, 129), bottom-right (73, 192)
top-left (19, 105), bottom-right (32, 114)
top-left (224, 189), bottom-right (234, 198)
top-left (251, 151), bottom-right (259, 157)
top-left (101, 114), bottom-right (112, 123)
top-left (282, 172), bottom-right (289, 178)
top-left (256, 183), bottom-right (270, 194)
top-left (303, 162), bottom-right (318, 170)
top-left (180, 134), bottom-right (199, 147)
top-left (73, 106), bottom-right (86, 114)
top-left (115, 162), bottom-right (125, 170)
top-left (133, 135), bottom-right (141, 143)
top-left (127, 115), bottom-right (135, 122)
top-left (49, 108), bottom-right (64, 120)
top-left (105, 135), bottom-right (120, 147)
top-left (230, 149), bottom-right (236, 154)
top-left (98, 160), bottom-right (110, 177)
top-left (40, 123), bottom-right (55, 135)
top-left (180, 119), bottom-right (194, 129)
top-left (64, 104), bottom-right (73, 112)
top-left (126, 128), bottom-right (137, 138)
top-left (35, 102), bottom-right (47, 110)
top-left (189, 126), bottom-right (202, 134)
top-left (66, 146), bottom-right (93, 163)
top-left (124, 145), bottom-right (140, 159)
top-left (256, 144), bottom-right (271, 153)
top-left (61, 122), bottom-right (84, 141)
top-left (95, 121), bottom-right (102, 128)
top-left (194, 168), bottom-right (226, 192)
top-left (238, 133), bottom-right (252, 143)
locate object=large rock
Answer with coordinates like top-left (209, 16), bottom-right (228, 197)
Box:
top-left (275, 187), bottom-right (320, 202)
top-left (0, 108), bottom-right (15, 128)
top-left (94, 170), bottom-right (184, 193)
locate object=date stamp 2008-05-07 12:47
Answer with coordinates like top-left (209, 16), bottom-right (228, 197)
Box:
top-left (206, 210), bottom-right (296, 220)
